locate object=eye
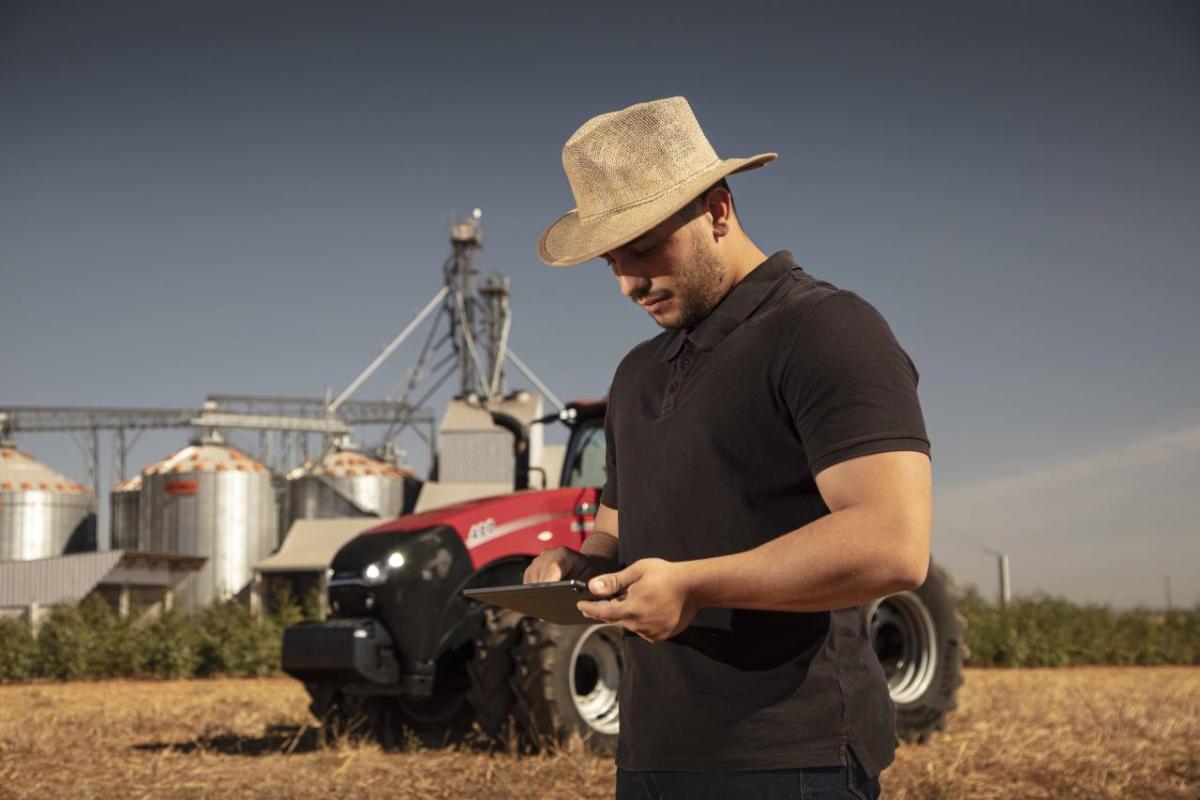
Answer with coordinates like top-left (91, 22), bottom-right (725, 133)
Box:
top-left (634, 242), bottom-right (657, 256)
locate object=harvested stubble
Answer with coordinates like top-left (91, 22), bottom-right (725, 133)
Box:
top-left (0, 668), bottom-right (1197, 799)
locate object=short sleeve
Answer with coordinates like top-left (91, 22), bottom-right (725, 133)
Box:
top-left (599, 394), bottom-right (618, 509)
top-left (781, 291), bottom-right (930, 475)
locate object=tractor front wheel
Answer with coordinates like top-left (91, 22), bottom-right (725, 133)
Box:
top-left (304, 646), bottom-right (476, 749)
top-left (465, 607), bottom-right (524, 746)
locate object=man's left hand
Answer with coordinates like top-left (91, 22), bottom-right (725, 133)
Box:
top-left (576, 558), bottom-right (699, 643)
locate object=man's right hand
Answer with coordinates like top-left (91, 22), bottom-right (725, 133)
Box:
top-left (524, 547), bottom-right (618, 584)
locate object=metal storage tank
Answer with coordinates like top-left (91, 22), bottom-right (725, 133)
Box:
top-left (109, 474), bottom-right (142, 551)
top-left (0, 442), bottom-right (97, 560)
top-left (139, 433), bottom-right (278, 610)
top-left (285, 443), bottom-right (418, 527)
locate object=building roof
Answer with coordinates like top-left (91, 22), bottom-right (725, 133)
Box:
top-left (255, 518), bottom-right (380, 573)
top-left (412, 481), bottom-right (513, 513)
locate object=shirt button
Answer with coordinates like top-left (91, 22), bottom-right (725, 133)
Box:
top-left (668, 381), bottom-right (680, 393)
top-left (680, 358), bottom-right (692, 370)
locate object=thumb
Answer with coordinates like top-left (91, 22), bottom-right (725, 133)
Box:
top-left (589, 564), bottom-right (638, 597)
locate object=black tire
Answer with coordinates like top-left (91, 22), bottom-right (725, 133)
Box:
top-left (510, 618), bottom-right (623, 755)
top-left (306, 684), bottom-right (383, 746)
top-left (868, 561), bottom-right (967, 743)
top-left (465, 607), bottom-right (523, 747)
top-left (303, 647), bottom-right (475, 750)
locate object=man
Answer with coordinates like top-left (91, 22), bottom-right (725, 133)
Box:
top-left (527, 96), bottom-right (931, 800)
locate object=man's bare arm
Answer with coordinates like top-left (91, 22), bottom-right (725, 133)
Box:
top-left (680, 450), bottom-right (931, 612)
top-left (524, 502), bottom-right (619, 583)
top-left (578, 452), bottom-right (930, 640)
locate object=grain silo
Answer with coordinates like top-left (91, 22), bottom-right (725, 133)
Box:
top-left (139, 433), bottom-right (277, 610)
top-left (285, 443), bottom-right (418, 528)
top-left (109, 474), bottom-right (142, 551)
top-left (0, 442), bottom-right (97, 561)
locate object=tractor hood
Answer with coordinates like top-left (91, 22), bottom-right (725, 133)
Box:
top-left (351, 486), bottom-right (601, 570)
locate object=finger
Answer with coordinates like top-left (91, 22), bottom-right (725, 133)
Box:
top-left (588, 563), bottom-right (640, 597)
top-left (577, 598), bottom-right (633, 622)
top-left (525, 556), bottom-right (560, 584)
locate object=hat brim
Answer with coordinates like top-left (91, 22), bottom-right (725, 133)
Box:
top-left (537, 153), bottom-right (777, 267)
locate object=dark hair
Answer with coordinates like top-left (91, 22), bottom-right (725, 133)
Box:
top-left (676, 177), bottom-right (735, 221)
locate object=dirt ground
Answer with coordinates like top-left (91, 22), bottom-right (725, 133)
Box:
top-left (0, 667), bottom-right (1197, 800)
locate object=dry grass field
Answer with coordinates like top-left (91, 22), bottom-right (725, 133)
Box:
top-left (0, 668), bottom-right (1197, 800)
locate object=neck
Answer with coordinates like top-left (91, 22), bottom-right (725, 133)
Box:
top-left (722, 235), bottom-right (769, 290)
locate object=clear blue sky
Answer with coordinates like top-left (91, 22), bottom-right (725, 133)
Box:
top-left (2, 1), bottom-right (1197, 607)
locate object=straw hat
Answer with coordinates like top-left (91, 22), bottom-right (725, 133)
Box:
top-left (537, 96), bottom-right (776, 267)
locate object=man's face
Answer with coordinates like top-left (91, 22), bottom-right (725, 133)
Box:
top-left (602, 211), bottom-right (728, 331)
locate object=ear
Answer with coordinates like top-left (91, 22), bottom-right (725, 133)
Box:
top-left (704, 186), bottom-right (734, 239)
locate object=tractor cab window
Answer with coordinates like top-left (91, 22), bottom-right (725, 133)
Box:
top-left (562, 422), bottom-right (607, 488)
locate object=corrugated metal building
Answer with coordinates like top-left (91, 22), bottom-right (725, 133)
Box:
top-left (436, 393), bottom-right (544, 485)
top-left (0, 551), bottom-right (204, 629)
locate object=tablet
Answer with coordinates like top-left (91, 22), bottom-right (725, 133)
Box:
top-left (463, 580), bottom-right (602, 625)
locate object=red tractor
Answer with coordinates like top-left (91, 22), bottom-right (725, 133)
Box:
top-left (282, 399), bottom-right (966, 751)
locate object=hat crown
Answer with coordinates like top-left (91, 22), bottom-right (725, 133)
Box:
top-left (562, 97), bottom-right (719, 221)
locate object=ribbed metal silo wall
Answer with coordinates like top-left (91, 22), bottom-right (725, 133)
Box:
top-left (139, 447), bottom-right (277, 611)
top-left (0, 446), bottom-right (96, 560)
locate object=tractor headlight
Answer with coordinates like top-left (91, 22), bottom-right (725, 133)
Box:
top-left (362, 551), bottom-right (406, 585)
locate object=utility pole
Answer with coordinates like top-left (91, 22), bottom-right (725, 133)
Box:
top-left (1164, 574), bottom-right (1173, 612)
top-left (996, 552), bottom-right (1011, 611)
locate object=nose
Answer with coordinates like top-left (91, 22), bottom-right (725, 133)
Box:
top-left (611, 264), bottom-right (651, 299)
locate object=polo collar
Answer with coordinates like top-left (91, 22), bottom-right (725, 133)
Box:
top-left (662, 251), bottom-right (800, 362)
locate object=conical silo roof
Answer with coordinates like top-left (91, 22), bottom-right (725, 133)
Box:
top-left (0, 443), bottom-right (92, 495)
top-left (149, 441), bottom-right (270, 476)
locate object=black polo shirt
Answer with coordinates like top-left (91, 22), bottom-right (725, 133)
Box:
top-left (600, 250), bottom-right (929, 776)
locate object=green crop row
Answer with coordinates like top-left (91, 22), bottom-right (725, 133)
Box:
top-left (3, 586), bottom-right (1198, 682)
top-left (960, 587), bottom-right (1200, 667)
top-left (0, 584), bottom-right (322, 683)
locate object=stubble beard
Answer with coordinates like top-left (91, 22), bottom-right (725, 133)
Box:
top-left (655, 227), bottom-right (727, 331)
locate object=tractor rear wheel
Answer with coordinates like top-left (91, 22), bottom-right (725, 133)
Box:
top-left (510, 618), bottom-right (622, 755)
top-left (867, 561), bottom-right (967, 743)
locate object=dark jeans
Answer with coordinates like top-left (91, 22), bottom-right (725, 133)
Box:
top-left (615, 751), bottom-right (882, 800)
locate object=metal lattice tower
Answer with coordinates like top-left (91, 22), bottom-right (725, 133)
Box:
top-left (330, 209), bottom-right (563, 434)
